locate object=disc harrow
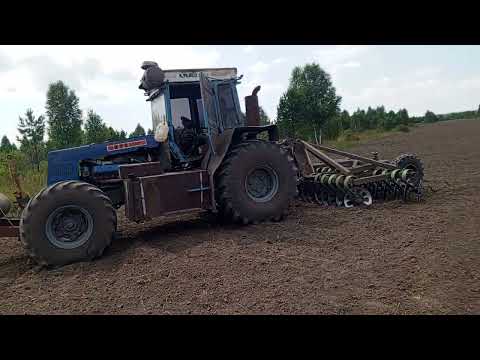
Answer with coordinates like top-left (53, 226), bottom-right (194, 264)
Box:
top-left (285, 140), bottom-right (424, 208)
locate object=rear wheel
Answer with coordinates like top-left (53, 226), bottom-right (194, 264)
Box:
top-left (215, 141), bottom-right (298, 224)
top-left (20, 181), bottom-right (117, 267)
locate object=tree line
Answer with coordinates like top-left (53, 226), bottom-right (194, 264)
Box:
top-left (1, 81), bottom-right (150, 172)
top-left (275, 63), bottom-right (480, 143)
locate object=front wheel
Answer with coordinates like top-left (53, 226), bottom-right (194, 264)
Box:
top-left (215, 141), bottom-right (298, 224)
top-left (20, 181), bottom-right (117, 267)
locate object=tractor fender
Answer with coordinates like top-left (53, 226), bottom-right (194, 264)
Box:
top-left (203, 129), bottom-right (235, 212)
top-left (231, 125), bottom-right (279, 143)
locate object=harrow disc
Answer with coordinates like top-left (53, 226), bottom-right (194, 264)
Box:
top-left (335, 194), bottom-right (344, 207)
top-left (359, 188), bottom-right (373, 206)
top-left (343, 195), bottom-right (354, 208)
top-left (343, 188), bottom-right (373, 208)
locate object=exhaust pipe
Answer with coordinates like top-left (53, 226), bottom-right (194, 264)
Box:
top-left (245, 86), bottom-right (261, 127)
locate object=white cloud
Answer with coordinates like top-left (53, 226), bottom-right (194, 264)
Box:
top-left (457, 77), bottom-right (480, 90)
top-left (248, 61), bottom-right (270, 74)
top-left (0, 52), bottom-right (13, 72)
top-left (340, 69), bottom-right (454, 116)
top-left (315, 45), bottom-right (372, 64)
top-left (243, 45), bottom-right (254, 53)
top-left (413, 79), bottom-right (438, 89)
top-left (414, 67), bottom-right (442, 78)
top-left (341, 61), bottom-right (361, 68)
top-left (273, 57), bottom-right (287, 64)
top-left (314, 45), bottom-right (372, 78)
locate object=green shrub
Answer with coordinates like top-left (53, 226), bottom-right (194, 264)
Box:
top-left (394, 124), bottom-right (410, 133)
top-left (341, 129), bottom-right (361, 141)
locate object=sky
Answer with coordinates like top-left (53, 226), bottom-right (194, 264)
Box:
top-left (1, 45), bottom-right (479, 144)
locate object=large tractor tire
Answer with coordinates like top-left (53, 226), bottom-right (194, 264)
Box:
top-left (20, 181), bottom-right (117, 267)
top-left (215, 140), bottom-right (298, 224)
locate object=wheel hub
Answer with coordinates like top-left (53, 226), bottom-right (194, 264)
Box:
top-left (245, 166), bottom-right (279, 203)
top-left (46, 205), bottom-right (94, 249)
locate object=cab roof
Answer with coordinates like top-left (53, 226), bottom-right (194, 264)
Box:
top-left (162, 68), bottom-right (238, 84)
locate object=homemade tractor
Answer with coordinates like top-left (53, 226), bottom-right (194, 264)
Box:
top-left (0, 62), bottom-right (424, 267)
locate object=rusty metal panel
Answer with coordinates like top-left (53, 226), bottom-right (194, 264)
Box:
top-left (0, 218), bottom-right (20, 238)
top-left (138, 170), bottom-right (211, 218)
top-left (124, 179), bottom-right (145, 222)
top-left (119, 162), bottom-right (164, 179)
top-left (293, 141), bottom-right (315, 176)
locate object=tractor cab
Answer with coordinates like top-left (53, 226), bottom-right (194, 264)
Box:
top-left (139, 62), bottom-right (245, 165)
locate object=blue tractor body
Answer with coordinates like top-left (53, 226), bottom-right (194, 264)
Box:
top-left (47, 135), bottom-right (160, 185)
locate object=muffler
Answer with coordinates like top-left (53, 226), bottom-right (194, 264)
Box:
top-left (245, 86), bottom-right (261, 126)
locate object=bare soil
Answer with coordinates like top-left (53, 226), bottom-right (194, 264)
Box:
top-left (1, 119), bottom-right (479, 314)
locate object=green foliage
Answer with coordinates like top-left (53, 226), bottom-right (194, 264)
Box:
top-left (340, 129), bottom-right (360, 142)
top-left (344, 107), bottom-right (410, 132)
top-left (108, 128), bottom-right (128, 141)
top-left (276, 63), bottom-right (341, 140)
top-left (17, 109), bottom-right (46, 171)
top-left (365, 107), bottom-right (376, 129)
top-left (276, 91), bottom-right (301, 138)
top-left (394, 124), bottom-right (410, 132)
top-left (0, 151), bottom-right (47, 203)
top-left (350, 109), bottom-right (366, 131)
top-left (437, 109), bottom-right (478, 122)
top-left (338, 110), bottom-right (351, 130)
top-left (424, 110), bottom-right (439, 123)
top-left (383, 110), bottom-right (398, 130)
top-left (84, 110), bottom-right (110, 144)
top-left (397, 109), bottom-right (410, 126)
top-left (46, 81), bottom-right (83, 150)
top-left (130, 123), bottom-right (146, 138)
top-left (0, 136), bottom-right (17, 153)
top-left (259, 106), bottom-right (271, 126)
top-left (322, 115), bottom-right (342, 140)
top-left (274, 62), bottom-right (414, 141)
top-left (83, 110), bottom-right (129, 144)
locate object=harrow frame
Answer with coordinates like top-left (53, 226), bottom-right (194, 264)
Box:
top-left (289, 140), bottom-right (424, 207)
